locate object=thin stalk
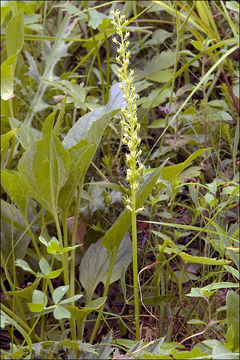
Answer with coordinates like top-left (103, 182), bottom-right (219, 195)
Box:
top-left (131, 189), bottom-right (140, 340)
top-left (1, 304), bottom-right (41, 342)
top-left (104, 30), bottom-right (111, 102)
top-left (54, 214), bottom-right (69, 289)
top-left (69, 182), bottom-right (83, 340)
top-left (89, 249), bottom-right (117, 344)
top-left (24, 220), bottom-right (42, 259)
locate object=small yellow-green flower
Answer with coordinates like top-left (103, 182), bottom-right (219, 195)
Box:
top-left (111, 10), bottom-right (143, 193)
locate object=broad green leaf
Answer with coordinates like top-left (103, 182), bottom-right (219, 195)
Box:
top-left (186, 287), bottom-right (215, 298)
top-left (1, 200), bottom-right (30, 267)
top-left (9, 117), bottom-right (42, 149)
top-left (160, 148), bottom-right (210, 183)
top-left (80, 233), bottom-right (132, 299)
top-left (102, 149), bottom-right (208, 252)
top-left (39, 258), bottom-right (51, 276)
top-left (204, 282), bottom-right (239, 291)
top-left (66, 297), bottom-right (106, 322)
top-left (1, 54), bottom-right (17, 100)
top-left (1, 10), bottom-right (24, 100)
top-left (15, 259), bottom-right (36, 275)
top-left (5, 9), bottom-right (24, 57)
top-left (18, 111), bottom-right (71, 215)
top-left (226, 291), bottom-right (239, 351)
top-left (53, 285), bottom-right (69, 305)
top-left (62, 82), bottom-right (124, 150)
top-left (211, 341), bottom-right (239, 359)
top-left (1, 2), bottom-right (15, 25)
top-left (140, 50), bottom-right (176, 78)
top-left (32, 290), bottom-right (47, 306)
top-left (179, 253), bottom-right (230, 265)
top-left (1, 127), bottom-right (18, 154)
top-left (1, 170), bottom-right (30, 219)
top-left (89, 9), bottom-right (110, 29)
top-left (59, 294), bottom-right (83, 305)
top-left (45, 268), bottom-right (63, 279)
top-left (53, 305), bottom-right (71, 320)
top-left (8, 278), bottom-right (41, 300)
top-left (147, 69), bottom-right (173, 83)
top-left (58, 142), bottom-right (96, 213)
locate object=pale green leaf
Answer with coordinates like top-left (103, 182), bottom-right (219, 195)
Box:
top-left (62, 82), bottom-right (124, 150)
top-left (171, 347), bottom-right (209, 359)
top-left (45, 268), bottom-right (63, 279)
top-left (32, 290), bottom-right (47, 306)
top-left (18, 111), bottom-right (71, 215)
top-left (204, 282), bottom-right (239, 291)
top-left (226, 291), bottom-right (239, 351)
top-left (9, 117), bottom-right (42, 150)
top-left (58, 142), bottom-right (96, 213)
top-left (15, 259), bottom-right (35, 274)
top-left (53, 305), bottom-right (71, 320)
top-left (53, 285), bottom-right (69, 305)
top-left (1, 170), bottom-right (30, 219)
top-left (179, 252), bottom-right (229, 265)
top-left (59, 294), bottom-right (83, 305)
top-left (5, 9), bottom-right (24, 57)
top-left (39, 258), bottom-right (51, 275)
top-left (147, 69), bottom-right (173, 83)
top-left (1, 55), bottom-right (17, 100)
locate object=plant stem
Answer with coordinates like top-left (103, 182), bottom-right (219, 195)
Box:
top-left (55, 214), bottom-right (69, 290)
top-left (131, 188), bottom-right (140, 340)
top-left (70, 182), bottom-right (83, 340)
top-left (1, 304), bottom-right (41, 342)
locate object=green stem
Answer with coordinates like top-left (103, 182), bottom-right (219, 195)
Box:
top-left (89, 249), bottom-right (117, 344)
top-left (104, 30), bottom-right (110, 102)
top-left (1, 304), bottom-right (41, 342)
top-left (131, 188), bottom-right (140, 341)
top-left (55, 215), bottom-right (69, 289)
top-left (24, 219), bottom-right (42, 259)
top-left (70, 183), bottom-right (83, 340)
